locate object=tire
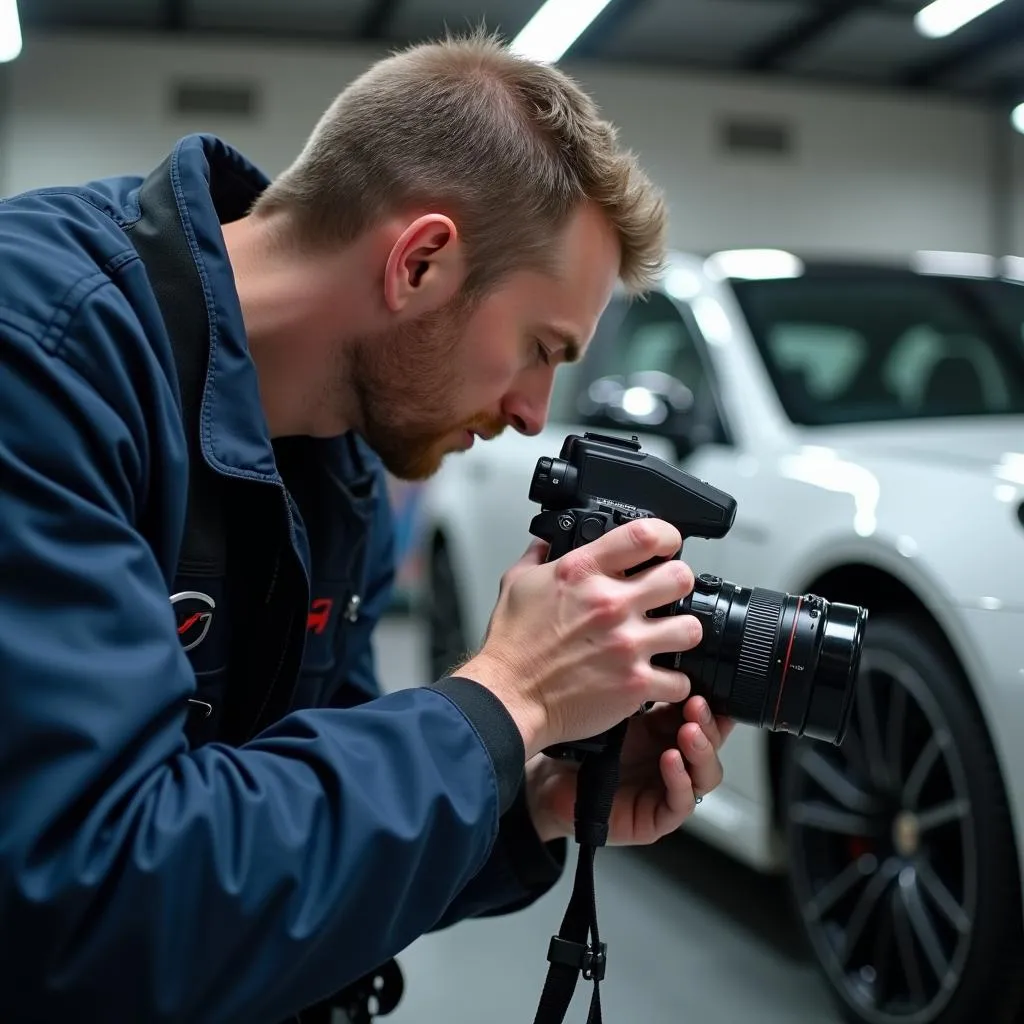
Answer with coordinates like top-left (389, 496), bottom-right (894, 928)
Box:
top-left (781, 615), bottom-right (1024, 1024)
top-left (425, 538), bottom-right (471, 682)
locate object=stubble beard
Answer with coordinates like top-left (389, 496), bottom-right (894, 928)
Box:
top-left (346, 298), bottom-right (485, 481)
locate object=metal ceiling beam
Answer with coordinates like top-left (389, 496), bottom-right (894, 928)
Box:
top-left (899, 2), bottom-right (1024, 87)
top-left (563, 0), bottom-right (655, 59)
top-left (163, 0), bottom-right (187, 32)
top-left (741, 0), bottom-right (865, 71)
top-left (359, 0), bottom-right (402, 40)
top-left (748, 0), bottom-right (912, 9)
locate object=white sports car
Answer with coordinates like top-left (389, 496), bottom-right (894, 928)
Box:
top-left (414, 249), bottom-right (1024, 1024)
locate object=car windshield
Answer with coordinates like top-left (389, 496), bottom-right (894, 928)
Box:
top-left (730, 270), bottom-right (1024, 427)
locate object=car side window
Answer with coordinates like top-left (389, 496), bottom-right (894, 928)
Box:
top-left (606, 291), bottom-right (709, 397)
top-left (549, 290), bottom-right (727, 449)
top-left (882, 326), bottom-right (1014, 414)
top-left (763, 324), bottom-right (868, 404)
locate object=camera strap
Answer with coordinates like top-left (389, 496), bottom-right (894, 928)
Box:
top-left (532, 719), bottom-right (628, 1024)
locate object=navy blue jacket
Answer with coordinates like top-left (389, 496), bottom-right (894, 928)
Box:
top-left (0, 134), bottom-right (564, 1023)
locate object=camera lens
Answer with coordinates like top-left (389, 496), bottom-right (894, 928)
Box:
top-left (651, 574), bottom-right (867, 744)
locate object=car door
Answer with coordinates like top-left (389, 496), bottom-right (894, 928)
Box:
top-left (558, 288), bottom-right (736, 568)
top-left (562, 287), bottom-right (778, 810)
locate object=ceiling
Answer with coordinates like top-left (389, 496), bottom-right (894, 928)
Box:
top-left (19, 0), bottom-right (1024, 102)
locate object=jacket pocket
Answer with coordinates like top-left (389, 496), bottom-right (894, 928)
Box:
top-left (296, 583), bottom-right (362, 707)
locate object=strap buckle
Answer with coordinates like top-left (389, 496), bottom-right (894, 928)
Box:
top-left (547, 937), bottom-right (608, 982)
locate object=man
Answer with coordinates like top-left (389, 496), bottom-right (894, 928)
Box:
top-left (0, 29), bottom-right (732, 1024)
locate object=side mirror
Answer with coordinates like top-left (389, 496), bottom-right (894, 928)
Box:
top-left (575, 371), bottom-right (704, 459)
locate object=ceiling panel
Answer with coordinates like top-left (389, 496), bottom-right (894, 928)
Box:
top-left (189, 0), bottom-right (374, 34)
top-left (787, 8), bottom-right (944, 80)
top-left (941, 37), bottom-right (1024, 91)
top-left (599, 0), bottom-right (809, 66)
top-left (22, 0), bottom-right (164, 29)
top-left (388, 0), bottom-right (533, 43)
top-left (13, 0), bottom-right (1024, 100)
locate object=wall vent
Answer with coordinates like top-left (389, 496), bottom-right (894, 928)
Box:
top-left (170, 81), bottom-right (260, 118)
top-left (719, 116), bottom-right (795, 157)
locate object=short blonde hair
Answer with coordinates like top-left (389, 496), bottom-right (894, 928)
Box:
top-left (253, 28), bottom-right (667, 297)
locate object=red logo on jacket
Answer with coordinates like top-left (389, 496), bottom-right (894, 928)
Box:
top-left (307, 598), bottom-right (334, 635)
top-left (171, 591), bottom-right (215, 652)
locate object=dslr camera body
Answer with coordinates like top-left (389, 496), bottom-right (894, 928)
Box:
top-left (528, 432), bottom-right (868, 762)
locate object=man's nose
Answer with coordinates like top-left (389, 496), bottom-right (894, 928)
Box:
top-left (502, 378), bottom-right (554, 437)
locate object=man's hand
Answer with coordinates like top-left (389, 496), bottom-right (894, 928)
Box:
top-left (524, 696), bottom-right (735, 845)
top-left (457, 520), bottom-right (702, 761)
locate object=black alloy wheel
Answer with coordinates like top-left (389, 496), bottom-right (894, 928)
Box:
top-left (782, 616), bottom-right (1023, 1024)
top-left (426, 538), bottom-right (471, 682)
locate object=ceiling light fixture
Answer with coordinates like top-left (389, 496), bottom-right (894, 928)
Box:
top-left (1012, 102), bottom-right (1024, 135)
top-left (0, 0), bottom-right (21, 63)
top-left (509, 0), bottom-right (615, 64)
top-left (914, 0), bottom-right (1005, 38)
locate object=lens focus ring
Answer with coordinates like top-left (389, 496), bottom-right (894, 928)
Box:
top-left (731, 588), bottom-right (784, 724)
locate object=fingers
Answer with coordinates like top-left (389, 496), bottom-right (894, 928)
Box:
top-left (683, 696), bottom-right (735, 748)
top-left (658, 748), bottom-right (699, 831)
top-left (561, 517), bottom-right (682, 579)
top-left (629, 557), bottom-right (695, 614)
top-left (642, 612), bottom-right (703, 658)
top-left (643, 665), bottom-right (693, 706)
top-left (498, 538), bottom-right (550, 593)
top-left (680, 722), bottom-right (723, 796)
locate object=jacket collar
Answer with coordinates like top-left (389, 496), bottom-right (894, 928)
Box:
top-left (152, 134), bottom-right (380, 509)
top-left (161, 133), bottom-right (281, 482)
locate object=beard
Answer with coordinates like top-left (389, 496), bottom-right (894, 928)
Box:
top-left (343, 295), bottom-right (505, 481)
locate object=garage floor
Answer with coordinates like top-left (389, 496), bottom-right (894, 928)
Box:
top-left (373, 616), bottom-right (842, 1024)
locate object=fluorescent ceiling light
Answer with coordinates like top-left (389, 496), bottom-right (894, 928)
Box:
top-left (911, 250), bottom-right (997, 277)
top-left (1012, 102), bottom-right (1024, 135)
top-left (0, 0), bottom-right (21, 63)
top-left (914, 0), bottom-right (1005, 38)
top-left (1002, 255), bottom-right (1024, 282)
top-left (510, 0), bottom-right (615, 64)
top-left (704, 249), bottom-right (805, 281)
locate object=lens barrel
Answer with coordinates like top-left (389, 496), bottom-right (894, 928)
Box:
top-left (651, 573), bottom-right (867, 744)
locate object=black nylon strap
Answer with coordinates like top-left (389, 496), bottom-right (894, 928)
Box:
top-left (123, 157), bottom-right (227, 576)
top-left (532, 719), bottom-right (628, 1024)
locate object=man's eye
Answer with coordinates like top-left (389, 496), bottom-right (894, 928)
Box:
top-left (536, 341), bottom-right (551, 365)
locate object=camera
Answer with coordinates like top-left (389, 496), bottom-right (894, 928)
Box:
top-left (528, 432), bottom-right (868, 762)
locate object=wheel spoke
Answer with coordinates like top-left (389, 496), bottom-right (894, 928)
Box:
top-left (840, 858), bottom-right (900, 965)
top-left (899, 870), bottom-right (954, 987)
top-left (870, 904), bottom-right (897, 1005)
top-left (916, 860), bottom-right (971, 934)
top-left (790, 644), bottom-right (978, 1020)
top-left (839, 725), bottom-right (870, 780)
top-left (903, 733), bottom-right (944, 809)
top-left (892, 887), bottom-right (928, 1006)
top-left (793, 748), bottom-right (882, 813)
top-left (805, 855), bottom-right (876, 922)
top-left (885, 682), bottom-right (907, 782)
top-left (789, 800), bottom-right (879, 837)
top-left (856, 667), bottom-right (891, 792)
top-left (917, 798), bottom-right (969, 833)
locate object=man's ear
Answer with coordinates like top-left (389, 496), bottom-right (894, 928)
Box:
top-left (383, 214), bottom-right (464, 317)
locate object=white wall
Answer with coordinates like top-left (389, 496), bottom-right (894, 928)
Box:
top-left (1, 30), bottom-right (1020, 258)
top-left (1013, 128), bottom-right (1024, 258)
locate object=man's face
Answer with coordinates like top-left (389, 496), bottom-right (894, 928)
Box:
top-left (348, 203), bottom-right (622, 481)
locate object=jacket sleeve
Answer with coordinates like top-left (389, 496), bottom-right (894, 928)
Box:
top-left (431, 782), bottom-right (567, 928)
top-left (0, 288), bottom-right (525, 1024)
top-left (341, 475), bottom-right (567, 926)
